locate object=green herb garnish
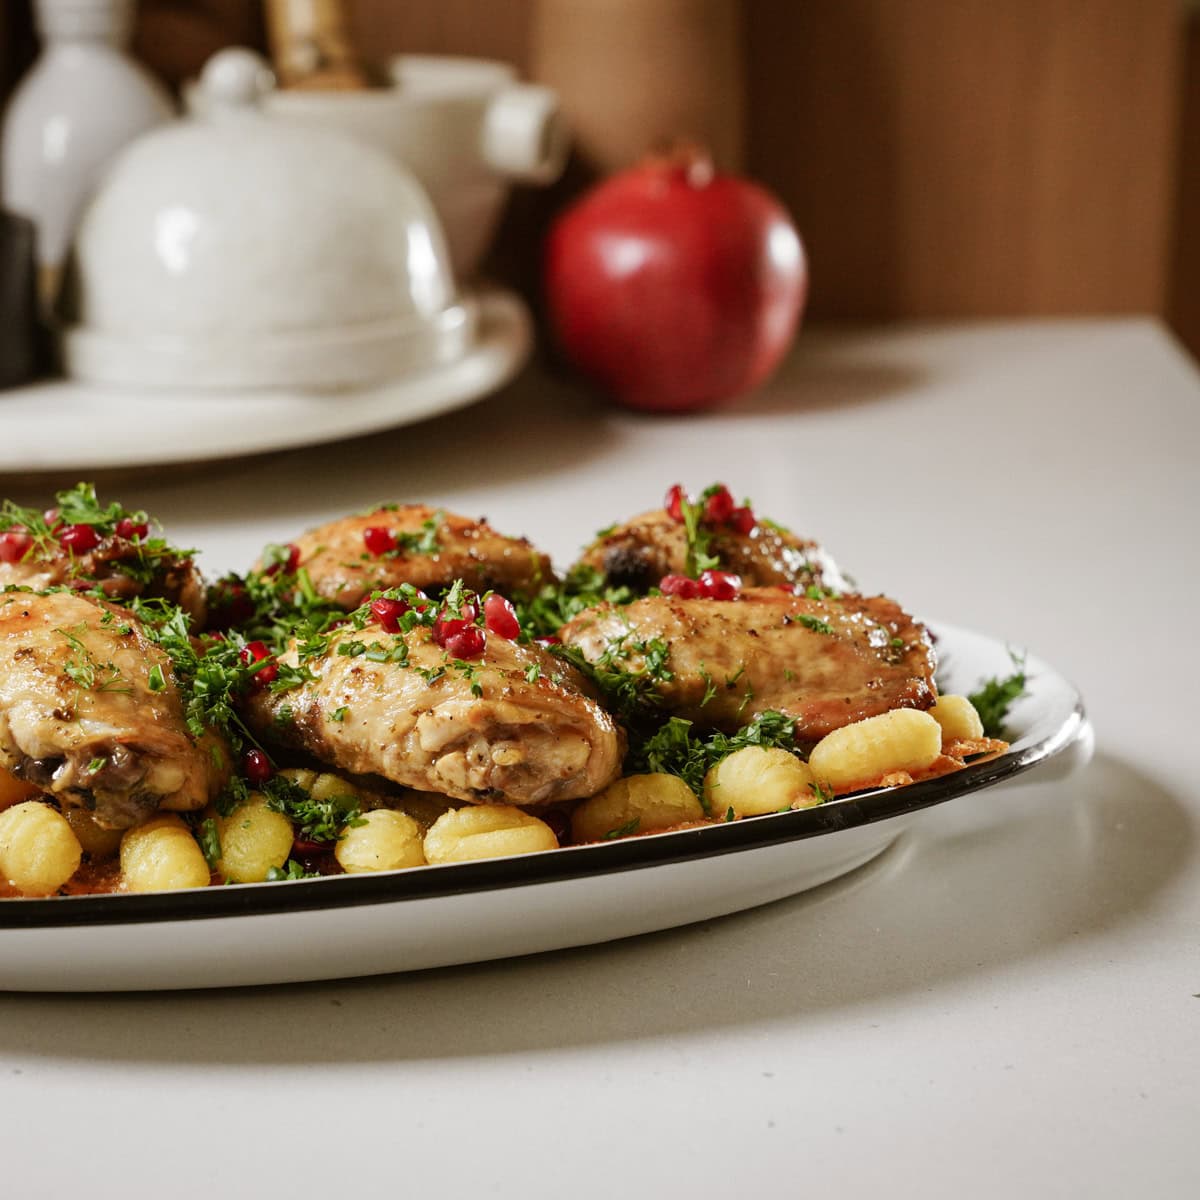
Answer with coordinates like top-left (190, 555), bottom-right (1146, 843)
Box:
top-left (968, 652), bottom-right (1028, 737)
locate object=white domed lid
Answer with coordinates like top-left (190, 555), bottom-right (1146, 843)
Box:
top-left (61, 49), bottom-right (474, 390)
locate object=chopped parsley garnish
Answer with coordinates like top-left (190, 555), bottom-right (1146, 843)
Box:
top-left (451, 658), bottom-right (485, 697)
top-left (550, 632), bottom-right (674, 723)
top-left (788, 613), bottom-right (834, 635)
top-left (197, 817), bottom-right (222, 868)
top-left (514, 564), bottom-right (636, 639)
top-left (603, 817), bottom-right (640, 839)
top-left (266, 860), bottom-right (318, 882)
top-left (629, 710), bottom-right (802, 808)
top-left (260, 774), bottom-right (365, 844)
top-left (329, 706), bottom-right (348, 723)
top-left (55, 624), bottom-right (131, 694)
top-left (682, 488), bottom-right (722, 576)
top-left (809, 780), bottom-right (835, 804)
top-left (386, 510), bottom-right (443, 556)
top-left (968, 652), bottom-right (1028, 737)
top-left (131, 597), bottom-right (261, 752)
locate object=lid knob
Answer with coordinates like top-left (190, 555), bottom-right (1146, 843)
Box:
top-left (199, 47), bottom-right (276, 112)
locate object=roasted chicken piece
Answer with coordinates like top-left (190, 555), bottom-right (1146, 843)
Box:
top-left (559, 587), bottom-right (936, 741)
top-left (575, 505), bottom-right (846, 593)
top-left (244, 615), bottom-right (623, 806)
top-left (0, 491), bottom-right (206, 626)
top-left (276, 504), bottom-right (554, 610)
top-left (0, 591), bottom-right (224, 829)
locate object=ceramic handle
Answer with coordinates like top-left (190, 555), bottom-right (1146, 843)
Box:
top-left (482, 85), bottom-right (569, 185)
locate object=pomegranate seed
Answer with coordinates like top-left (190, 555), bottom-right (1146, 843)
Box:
top-left (433, 616), bottom-right (471, 647)
top-left (264, 543), bottom-right (300, 577)
top-left (114, 517), bottom-right (150, 540)
top-left (443, 624), bottom-right (486, 659)
top-left (58, 523), bottom-right (100, 553)
top-left (0, 530), bottom-right (33, 563)
top-left (370, 596), bottom-right (409, 632)
top-left (697, 570), bottom-right (742, 600)
top-left (363, 526), bottom-right (396, 556)
top-left (536, 635), bottom-right (561, 647)
top-left (240, 640), bottom-right (278, 688)
top-left (433, 598), bottom-right (479, 645)
top-left (43, 507), bottom-right (61, 529)
top-left (729, 506), bottom-right (756, 535)
top-left (243, 749), bottom-right (272, 786)
top-left (240, 640), bottom-right (270, 663)
top-left (664, 484), bottom-right (686, 523)
top-left (702, 485), bottom-right (734, 525)
top-left (483, 593), bottom-right (520, 639)
top-left (659, 573), bottom-right (702, 598)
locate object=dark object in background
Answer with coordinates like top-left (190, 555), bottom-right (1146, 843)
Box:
top-left (0, 210), bottom-right (42, 388)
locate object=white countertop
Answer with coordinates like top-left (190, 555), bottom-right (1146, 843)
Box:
top-left (1, 318), bottom-right (1196, 1198)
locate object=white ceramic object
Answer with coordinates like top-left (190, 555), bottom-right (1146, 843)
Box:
top-left (0, 623), bottom-right (1091, 991)
top-left (60, 48), bottom-right (473, 390)
top-left (2, 287), bottom-right (528, 472)
top-left (254, 54), bottom-right (570, 279)
top-left (0, 0), bottom-right (174, 298)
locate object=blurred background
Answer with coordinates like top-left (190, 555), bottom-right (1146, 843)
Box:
top-left (1, 0), bottom-right (1197, 348)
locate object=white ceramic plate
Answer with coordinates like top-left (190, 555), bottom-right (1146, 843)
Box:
top-left (0, 622), bottom-right (1091, 992)
top-left (0, 288), bottom-right (530, 475)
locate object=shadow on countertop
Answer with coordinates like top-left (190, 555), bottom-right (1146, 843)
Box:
top-left (0, 751), bottom-right (1191, 1067)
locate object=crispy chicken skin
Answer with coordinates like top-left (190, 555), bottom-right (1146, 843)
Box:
top-left (559, 587), bottom-right (936, 741)
top-left (0, 592), bottom-right (223, 828)
top-left (575, 508), bottom-right (847, 593)
top-left (281, 504), bottom-right (554, 610)
top-left (244, 622), bottom-right (623, 806)
top-left (0, 534), bottom-right (206, 626)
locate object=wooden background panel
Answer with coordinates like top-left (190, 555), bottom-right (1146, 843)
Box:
top-left (345, 0), bottom-right (535, 73)
top-left (745, 0), bottom-right (1183, 319)
top-left (0, 0), bottom-right (1191, 331)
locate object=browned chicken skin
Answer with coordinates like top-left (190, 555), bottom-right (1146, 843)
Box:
top-left (575, 507), bottom-right (847, 593)
top-left (559, 587), bottom-right (936, 741)
top-left (244, 619), bottom-right (623, 806)
top-left (0, 592), bottom-right (224, 828)
top-left (280, 504), bottom-right (554, 611)
top-left (0, 534), bottom-right (207, 627)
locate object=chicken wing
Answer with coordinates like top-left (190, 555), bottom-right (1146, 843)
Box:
top-left (0, 591), bottom-right (223, 828)
top-left (575, 507), bottom-right (846, 593)
top-left (559, 587), bottom-right (935, 741)
top-left (243, 613), bottom-right (623, 806)
top-left (276, 504), bottom-right (554, 610)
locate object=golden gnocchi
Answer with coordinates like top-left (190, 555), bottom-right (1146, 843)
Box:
top-left (808, 709), bottom-right (943, 790)
top-left (0, 801), bottom-right (83, 896)
top-left (571, 773), bottom-right (705, 843)
top-left (335, 809), bottom-right (425, 873)
top-left (120, 814), bottom-right (211, 893)
top-left (929, 694), bottom-right (986, 742)
top-left (215, 796), bottom-right (295, 883)
top-left (425, 805), bottom-right (558, 864)
top-left (703, 746), bottom-right (819, 817)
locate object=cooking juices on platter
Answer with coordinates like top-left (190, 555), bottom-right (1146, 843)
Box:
top-left (0, 483), bottom-right (1020, 898)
